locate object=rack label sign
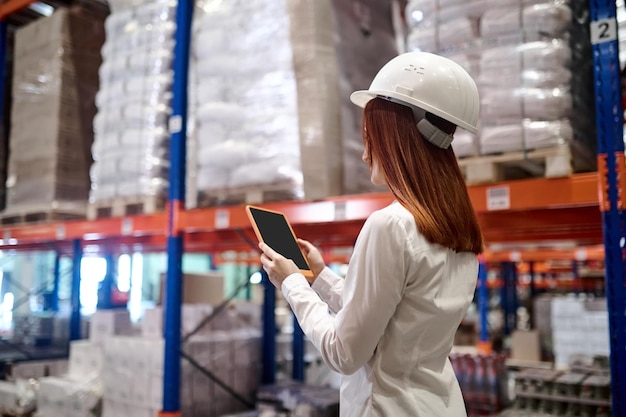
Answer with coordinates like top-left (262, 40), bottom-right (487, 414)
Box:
top-left (215, 210), bottom-right (229, 229)
top-left (590, 19), bottom-right (617, 44)
top-left (487, 186), bottom-right (510, 211)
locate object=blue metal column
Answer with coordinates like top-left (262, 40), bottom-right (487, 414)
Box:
top-left (51, 252), bottom-right (61, 312)
top-left (98, 252), bottom-right (114, 309)
top-left (70, 240), bottom-right (82, 341)
top-left (500, 262), bottom-right (517, 336)
top-left (162, 0), bottom-right (193, 414)
top-left (292, 314), bottom-right (305, 381)
top-left (261, 269), bottom-right (276, 384)
top-left (477, 259), bottom-right (490, 352)
top-left (589, 1), bottom-right (626, 413)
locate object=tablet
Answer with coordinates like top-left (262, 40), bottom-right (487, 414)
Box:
top-left (245, 205), bottom-right (313, 278)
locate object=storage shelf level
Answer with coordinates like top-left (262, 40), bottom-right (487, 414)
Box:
top-left (0, 172), bottom-right (602, 252)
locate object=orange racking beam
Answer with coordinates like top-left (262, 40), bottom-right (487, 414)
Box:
top-left (0, 0), bottom-right (38, 19)
top-left (468, 172), bottom-right (598, 212)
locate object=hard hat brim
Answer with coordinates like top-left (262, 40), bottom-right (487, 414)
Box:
top-left (350, 89), bottom-right (478, 135)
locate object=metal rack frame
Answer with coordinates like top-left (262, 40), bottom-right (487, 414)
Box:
top-left (0, 0), bottom-right (622, 415)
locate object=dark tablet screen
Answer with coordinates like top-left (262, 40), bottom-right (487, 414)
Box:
top-left (248, 207), bottom-right (310, 271)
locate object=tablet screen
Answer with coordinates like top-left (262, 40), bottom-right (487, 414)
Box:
top-left (248, 207), bottom-right (310, 271)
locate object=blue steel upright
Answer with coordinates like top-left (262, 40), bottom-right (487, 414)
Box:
top-left (51, 252), bottom-right (61, 312)
top-left (262, 269), bottom-right (277, 385)
top-left (162, 0), bottom-right (193, 414)
top-left (292, 313), bottom-right (305, 381)
top-left (588, 0), bottom-right (626, 414)
top-left (477, 261), bottom-right (489, 347)
top-left (70, 239), bottom-right (82, 341)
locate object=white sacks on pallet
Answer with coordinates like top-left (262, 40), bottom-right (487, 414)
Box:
top-left (188, 0), bottom-right (338, 206)
top-left (187, 0), bottom-right (400, 207)
top-left (405, 0), bottom-right (596, 165)
top-left (90, 0), bottom-right (175, 203)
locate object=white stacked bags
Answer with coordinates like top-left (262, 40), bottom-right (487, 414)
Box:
top-left (188, 0), bottom-right (303, 206)
top-left (405, 0), bottom-right (596, 165)
top-left (90, 0), bottom-right (175, 204)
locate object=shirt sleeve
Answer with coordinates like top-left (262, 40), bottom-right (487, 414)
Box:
top-left (281, 211), bottom-right (408, 375)
top-left (310, 267), bottom-right (344, 314)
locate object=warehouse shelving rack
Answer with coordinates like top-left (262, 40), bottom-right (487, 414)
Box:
top-left (0, 0), bottom-right (623, 415)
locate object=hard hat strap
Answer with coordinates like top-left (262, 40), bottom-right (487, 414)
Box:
top-left (417, 119), bottom-right (453, 149)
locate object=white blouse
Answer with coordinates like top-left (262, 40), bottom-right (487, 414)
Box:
top-left (282, 202), bottom-right (478, 416)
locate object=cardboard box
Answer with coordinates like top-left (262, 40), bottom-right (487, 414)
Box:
top-left (89, 310), bottom-right (133, 343)
top-left (159, 271), bottom-right (225, 306)
top-left (6, 8), bottom-right (104, 212)
top-left (511, 329), bottom-right (542, 362)
top-left (69, 340), bottom-right (103, 377)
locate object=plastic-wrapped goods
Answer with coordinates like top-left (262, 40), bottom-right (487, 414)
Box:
top-left (37, 376), bottom-right (102, 417)
top-left (331, 0), bottom-right (399, 195)
top-left (189, 0), bottom-right (342, 205)
top-left (618, 0), bottom-right (626, 68)
top-left (0, 380), bottom-right (37, 416)
top-left (481, 3), bottom-right (573, 42)
top-left (481, 87), bottom-right (573, 125)
top-left (478, 41), bottom-right (572, 88)
top-left (453, 131), bottom-right (480, 158)
top-left (6, 9), bottom-right (104, 215)
top-left (90, 0), bottom-right (175, 204)
top-left (480, 120), bottom-right (573, 154)
top-left (476, 1), bottom-right (595, 158)
top-left (407, 16), bottom-right (479, 53)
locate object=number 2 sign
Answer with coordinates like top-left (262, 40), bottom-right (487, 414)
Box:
top-left (591, 18), bottom-right (617, 45)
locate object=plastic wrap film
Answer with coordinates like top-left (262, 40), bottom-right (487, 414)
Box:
top-left (189, 0), bottom-right (336, 206)
top-left (0, 380), bottom-right (37, 415)
top-left (330, 0), bottom-right (399, 194)
top-left (36, 375), bottom-right (102, 417)
top-left (619, 0), bottom-right (626, 68)
top-left (405, 0), bottom-right (596, 167)
top-left (90, 0), bottom-right (175, 203)
top-left (189, 0), bottom-right (299, 205)
top-left (6, 9), bottom-right (104, 213)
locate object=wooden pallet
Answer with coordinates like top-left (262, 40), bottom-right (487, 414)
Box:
top-left (87, 195), bottom-right (167, 219)
top-left (457, 145), bottom-right (594, 185)
top-left (0, 207), bottom-right (86, 226)
top-left (195, 183), bottom-right (299, 208)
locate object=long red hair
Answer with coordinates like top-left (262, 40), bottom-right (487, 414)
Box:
top-left (363, 98), bottom-right (483, 254)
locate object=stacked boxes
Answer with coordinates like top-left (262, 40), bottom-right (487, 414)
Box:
top-left (90, 0), bottom-right (175, 204)
top-left (36, 310), bottom-right (132, 417)
top-left (12, 314), bottom-right (55, 347)
top-left (405, 0), bottom-right (596, 171)
top-left (550, 296), bottom-right (610, 368)
top-left (101, 328), bottom-right (262, 417)
top-left (7, 8), bottom-right (104, 215)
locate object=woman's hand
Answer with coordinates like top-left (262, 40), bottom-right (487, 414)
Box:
top-left (259, 242), bottom-right (300, 288)
top-left (297, 239), bottom-right (325, 281)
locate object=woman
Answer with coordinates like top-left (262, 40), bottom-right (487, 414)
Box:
top-left (259, 51), bottom-right (484, 416)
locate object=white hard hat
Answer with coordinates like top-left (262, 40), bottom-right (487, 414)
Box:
top-left (350, 52), bottom-right (480, 146)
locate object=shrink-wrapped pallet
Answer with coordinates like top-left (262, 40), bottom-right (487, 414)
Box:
top-left (331, 0), bottom-right (400, 194)
top-left (406, 0), bottom-right (596, 174)
top-left (188, 0), bottom-right (400, 206)
top-left (90, 0), bottom-right (175, 209)
top-left (189, 0), bottom-right (341, 206)
top-left (6, 8), bottom-right (104, 218)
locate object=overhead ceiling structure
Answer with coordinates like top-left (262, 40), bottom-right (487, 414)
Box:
top-left (0, 0), bottom-right (109, 27)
